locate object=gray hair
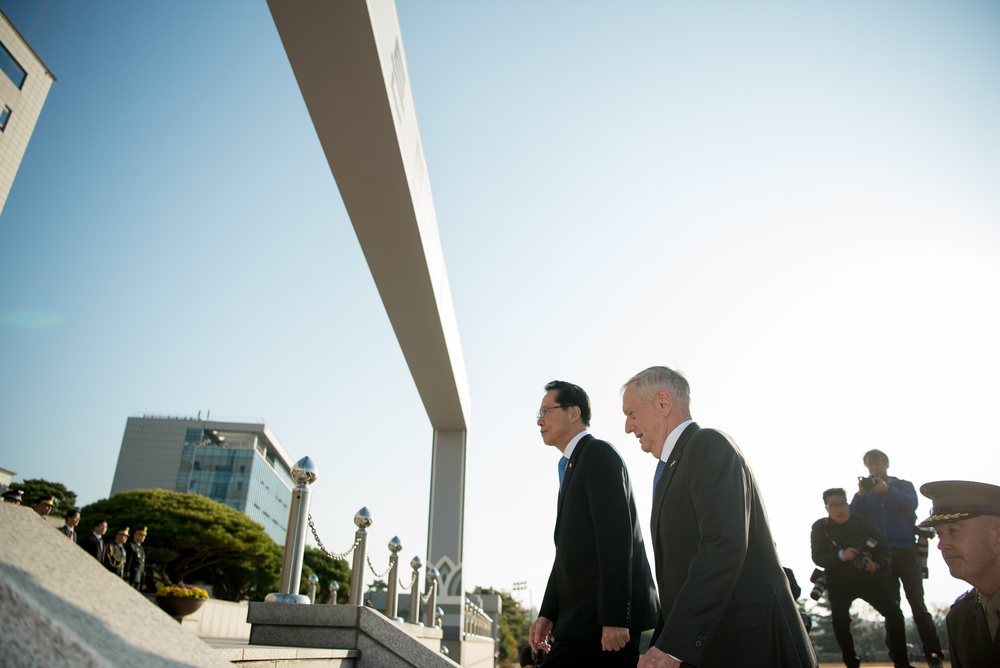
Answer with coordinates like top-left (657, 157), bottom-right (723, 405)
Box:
top-left (622, 366), bottom-right (691, 406)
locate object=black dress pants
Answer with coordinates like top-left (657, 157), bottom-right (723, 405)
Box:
top-left (829, 576), bottom-right (912, 668)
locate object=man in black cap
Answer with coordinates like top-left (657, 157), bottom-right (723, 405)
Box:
top-left (919, 480), bottom-right (1000, 668)
top-left (2, 489), bottom-right (22, 505)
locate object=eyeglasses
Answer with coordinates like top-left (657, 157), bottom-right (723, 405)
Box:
top-left (536, 405), bottom-right (569, 419)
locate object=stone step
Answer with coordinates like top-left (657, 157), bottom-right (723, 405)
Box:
top-left (214, 643), bottom-right (359, 667)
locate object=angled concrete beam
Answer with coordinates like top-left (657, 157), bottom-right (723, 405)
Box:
top-left (267, 0), bottom-right (471, 640)
top-left (267, 0), bottom-right (470, 432)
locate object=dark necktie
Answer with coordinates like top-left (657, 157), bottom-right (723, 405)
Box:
top-left (97, 536), bottom-right (103, 554)
top-left (558, 457), bottom-right (568, 490)
top-left (653, 459), bottom-right (667, 496)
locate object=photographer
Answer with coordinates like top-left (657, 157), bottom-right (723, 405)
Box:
top-left (811, 488), bottom-right (915, 668)
top-left (850, 449), bottom-right (944, 668)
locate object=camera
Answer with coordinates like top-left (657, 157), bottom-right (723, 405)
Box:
top-left (809, 568), bottom-right (828, 601)
top-left (852, 537), bottom-right (879, 569)
top-left (858, 475), bottom-right (881, 491)
top-left (915, 526), bottom-right (935, 578)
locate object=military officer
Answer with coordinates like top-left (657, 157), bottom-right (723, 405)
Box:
top-left (104, 527), bottom-right (129, 578)
top-left (2, 489), bottom-right (22, 505)
top-left (124, 526), bottom-right (147, 590)
top-left (918, 480), bottom-right (1000, 668)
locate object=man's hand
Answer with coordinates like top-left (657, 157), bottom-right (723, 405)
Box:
top-left (528, 616), bottom-right (553, 654)
top-left (842, 547), bottom-right (859, 562)
top-left (863, 556), bottom-right (877, 572)
top-left (638, 646), bottom-right (682, 668)
top-left (870, 477), bottom-right (890, 494)
top-left (601, 626), bottom-right (630, 651)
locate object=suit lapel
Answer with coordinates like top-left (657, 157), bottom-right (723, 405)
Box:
top-left (554, 434), bottom-right (590, 542)
top-left (650, 422), bottom-right (700, 536)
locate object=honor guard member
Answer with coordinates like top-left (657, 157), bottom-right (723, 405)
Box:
top-left (2, 489), bottom-right (23, 505)
top-left (105, 527), bottom-right (129, 578)
top-left (125, 527), bottom-right (147, 590)
top-left (33, 496), bottom-right (55, 518)
top-left (918, 480), bottom-right (1000, 668)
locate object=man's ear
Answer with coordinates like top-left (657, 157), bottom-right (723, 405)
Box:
top-left (990, 521), bottom-right (1000, 554)
top-left (654, 389), bottom-right (673, 417)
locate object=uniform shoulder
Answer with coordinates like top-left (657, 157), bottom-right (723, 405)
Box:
top-left (951, 589), bottom-right (975, 610)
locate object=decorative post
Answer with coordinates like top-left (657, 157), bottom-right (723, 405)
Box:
top-left (265, 456), bottom-right (317, 604)
top-left (328, 580), bottom-right (340, 605)
top-left (307, 573), bottom-right (319, 604)
top-left (348, 507), bottom-right (372, 606)
top-left (424, 566), bottom-right (439, 627)
top-left (408, 556), bottom-right (422, 624)
top-left (385, 536), bottom-right (403, 620)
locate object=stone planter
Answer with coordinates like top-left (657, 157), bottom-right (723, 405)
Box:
top-left (156, 596), bottom-right (206, 622)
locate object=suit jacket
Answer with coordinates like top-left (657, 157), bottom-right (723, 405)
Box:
top-left (539, 434), bottom-right (659, 640)
top-left (80, 533), bottom-right (105, 563)
top-left (649, 423), bottom-right (816, 667)
top-left (947, 589), bottom-right (1000, 668)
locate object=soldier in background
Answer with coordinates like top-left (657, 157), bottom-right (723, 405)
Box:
top-left (33, 496), bottom-right (54, 518)
top-left (104, 527), bottom-right (129, 578)
top-left (124, 526), bottom-right (147, 590)
top-left (2, 489), bottom-right (22, 505)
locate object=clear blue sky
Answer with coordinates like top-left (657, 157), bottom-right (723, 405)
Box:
top-left (1, 1), bottom-right (998, 613)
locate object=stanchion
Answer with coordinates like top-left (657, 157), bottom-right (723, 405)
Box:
top-left (348, 507), bottom-right (372, 606)
top-left (265, 456), bottom-right (317, 604)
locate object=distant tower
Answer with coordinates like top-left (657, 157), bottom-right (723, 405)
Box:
top-left (0, 9), bottom-right (55, 216)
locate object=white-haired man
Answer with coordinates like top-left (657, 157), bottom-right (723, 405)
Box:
top-left (621, 365), bottom-right (815, 668)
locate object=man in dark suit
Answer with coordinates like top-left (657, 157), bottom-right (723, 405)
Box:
top-left (529, 380), bottom-right (659, 667)
top-left (918, 480), bottom-right (1000, 668)
top-left (621, 366), bottom-right (816, 668)
top-left (79, 519), bottom-right (108, 563)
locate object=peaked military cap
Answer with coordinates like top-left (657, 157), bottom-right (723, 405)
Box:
top-left (918, 480), bottom-right (1000, 527)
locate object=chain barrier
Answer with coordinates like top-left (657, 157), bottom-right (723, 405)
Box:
top-left (421, 586), bottom-right (434, 603)
top-left (366, 553), bottom-right (392, 579)
top-left (308, 514), bottom-right (360, 561)
top-left (399, 570), bottom-right (418, 591)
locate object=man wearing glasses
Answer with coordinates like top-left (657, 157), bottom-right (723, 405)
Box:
top-left (529, 380), bottom-right (658, 667)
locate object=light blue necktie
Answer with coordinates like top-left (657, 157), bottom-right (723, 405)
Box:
top-left (653, 459), bottom-right (667, 496)
top-left (558, 457), bottom-right (568, 490)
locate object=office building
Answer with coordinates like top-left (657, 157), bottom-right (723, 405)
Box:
top-left (0, 9), bottom-right (55, 216)
top-left (111, 415), bottom-right (295, 544)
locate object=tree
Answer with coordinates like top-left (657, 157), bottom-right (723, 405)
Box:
top-left (196, 540), bottom-right (284, 602)
top-left (10, 479), bottom-right (77, 517)
top-left (302, 546), bottom-right (352, 603)
top-left (368, 579), bottom-right (388, 593)
top-left (81, 489), bottom-right (281, 600)
top-left (474, 586), bottom-right (531, 668)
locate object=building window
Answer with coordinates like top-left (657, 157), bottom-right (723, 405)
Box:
top-left (0, 107), bottom-right (9, 131)
top-left (0, 45), bottom-right (26, 89)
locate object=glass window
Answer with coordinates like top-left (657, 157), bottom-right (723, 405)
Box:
top-left (0, 106), bottom-right (9, 131)
top-left (0, 45), bottom-right (25, 89)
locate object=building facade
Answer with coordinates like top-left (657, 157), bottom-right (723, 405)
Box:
top-left (111, 416), bottom-right (295, 544)
top-left (0, 9), bottom-right (55, 216)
